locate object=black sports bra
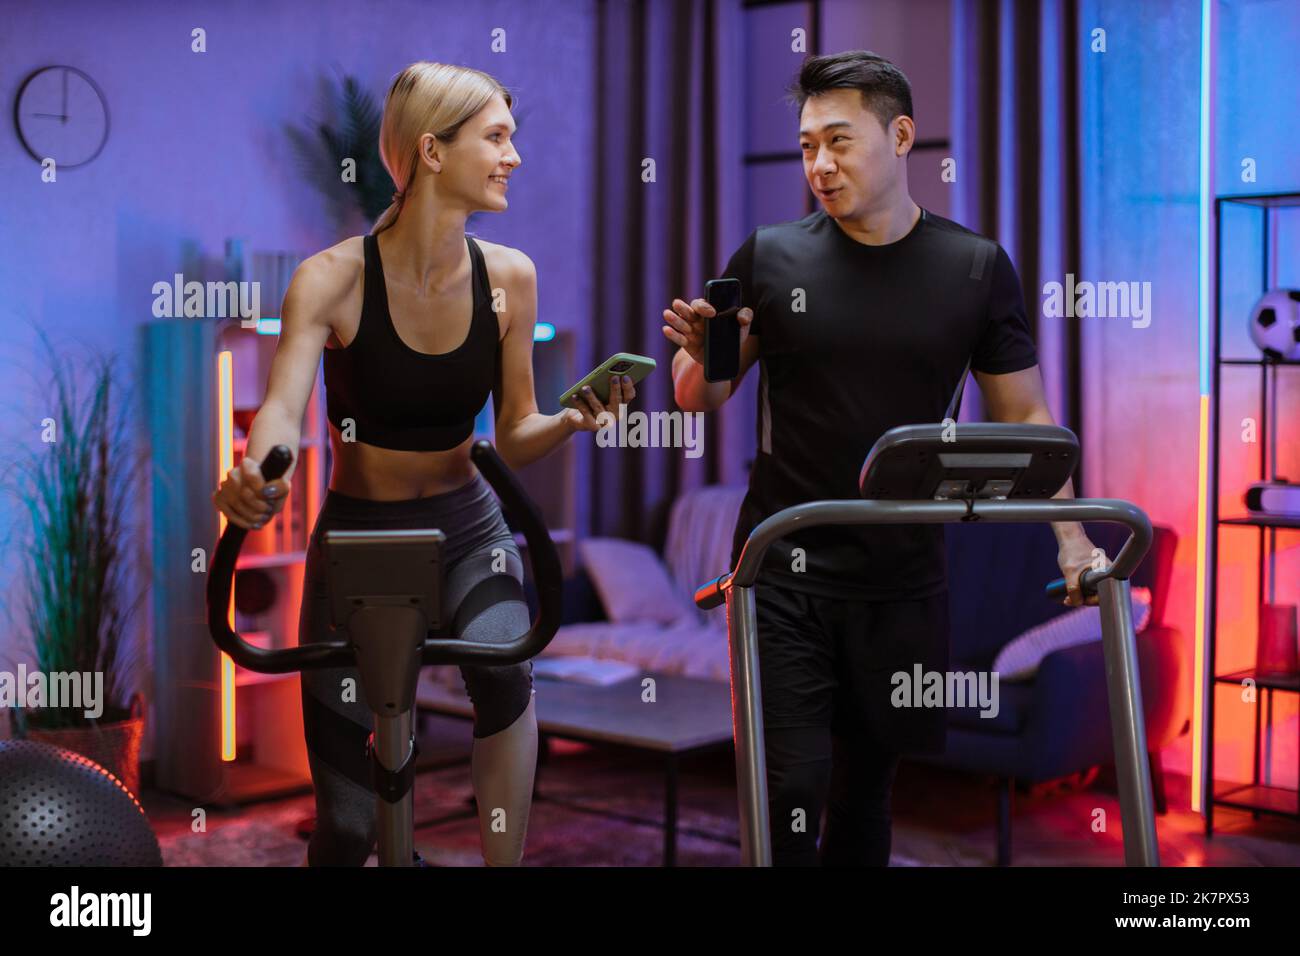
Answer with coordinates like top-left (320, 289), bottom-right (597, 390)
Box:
top-left (322, 233), bottom-right (499, 451)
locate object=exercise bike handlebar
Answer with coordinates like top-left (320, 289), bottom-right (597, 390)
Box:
top-left (418, 440), bottom-right (564, 666)
top-left (694, 498), bottom-right (1153, 610)
top-left (207, 445), bottom-right (350, 673)
top-left (207, 441), bottom-right (564, 674)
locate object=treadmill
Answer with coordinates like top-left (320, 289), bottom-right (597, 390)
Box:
top-left (695, 422), bottom-right (1160, 867)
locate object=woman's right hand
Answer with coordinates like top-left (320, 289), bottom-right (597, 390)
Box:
top-left (213, 456), bottom-right (290, 530)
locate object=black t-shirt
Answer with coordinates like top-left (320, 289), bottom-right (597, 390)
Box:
top-left (722, 208), bottom-right (1039, 600)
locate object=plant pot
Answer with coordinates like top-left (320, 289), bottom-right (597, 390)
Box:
top-left (26, 693), bottom-right (146, 797)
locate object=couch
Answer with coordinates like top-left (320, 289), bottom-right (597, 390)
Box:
top-left (541, 485), bottom-right (743, 680)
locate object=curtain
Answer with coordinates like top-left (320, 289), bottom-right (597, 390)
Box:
top-left (586, 0), bottom-right (1086, 545)
top-left (951, 0), bottom-right (1085, 489)
top-left (587, 0), bottom-right (750, 545)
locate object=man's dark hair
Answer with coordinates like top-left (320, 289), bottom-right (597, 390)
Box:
top-left (787, 50), bottom-right (914, 130)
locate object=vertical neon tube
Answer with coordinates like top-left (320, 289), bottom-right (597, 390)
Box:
top-left (1192, 0), bottom-right (1217, 814)
top-left (1193, 398), bottom-right (1209, 812)
top-left (217, 350), bottom-right (237, 762)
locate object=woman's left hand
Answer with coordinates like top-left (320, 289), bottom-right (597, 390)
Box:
top-left (562, 374), bottom-right (637, 432)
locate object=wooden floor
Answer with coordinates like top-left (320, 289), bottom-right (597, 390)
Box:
top-left (142, 714), bottom-right (1300, 867)
top-left (891, 761), bottom-right (1300, 867)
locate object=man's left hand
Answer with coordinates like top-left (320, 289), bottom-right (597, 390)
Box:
top-left (1057, 535), bottom-right (1104, 607)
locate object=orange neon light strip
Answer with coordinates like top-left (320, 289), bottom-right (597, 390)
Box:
top-left (217, 350), bottom-right (237, 762)
top-left (1191, 396), bottom-right (1210, 812)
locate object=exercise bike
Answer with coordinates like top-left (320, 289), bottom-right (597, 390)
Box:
top-left (696, 422), bottom-right (1161, 867)
top-left (207, 440), bottom-right (563, 867)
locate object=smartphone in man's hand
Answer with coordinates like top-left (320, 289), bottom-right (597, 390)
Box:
top-left (703, 277), bottom-right (742, 382)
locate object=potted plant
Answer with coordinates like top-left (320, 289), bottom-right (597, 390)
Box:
top-left (290, 73), bottom-right (394, 225)
top-left (1, 329), bottom-right (148, 794)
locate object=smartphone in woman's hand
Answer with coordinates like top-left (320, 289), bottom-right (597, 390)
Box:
top-left (559, 352), bottom-right (656, 409)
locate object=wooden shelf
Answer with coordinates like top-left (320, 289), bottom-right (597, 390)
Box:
top-left (236, 550), bottom-right (307, 570)
top-left (1219, 514), bottom-right (1300, 530)
top-left (235, 669), bottom-right (298, 688)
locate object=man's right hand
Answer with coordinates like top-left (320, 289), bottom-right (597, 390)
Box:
top-left (661, 298), bottom-right (754, 366)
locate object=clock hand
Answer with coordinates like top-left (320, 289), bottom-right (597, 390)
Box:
top-left (61, 68), bottom-right (68, 126)
top-left (32, 112), bottom-right (69, 120)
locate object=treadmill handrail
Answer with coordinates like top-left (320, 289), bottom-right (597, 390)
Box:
top-left (721, 498), bottom-right (1152, 592)
top-left (206, 441), bottom-right (563, 673)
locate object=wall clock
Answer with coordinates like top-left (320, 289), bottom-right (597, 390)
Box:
top-left (13, 65), bottom-right (110, 168)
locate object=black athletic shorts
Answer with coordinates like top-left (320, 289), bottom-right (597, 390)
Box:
top-left (754, 580), bottom-right (951, 755)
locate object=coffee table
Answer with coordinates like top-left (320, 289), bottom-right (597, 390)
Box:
top-left (416, 669), bottom-right (737, 865)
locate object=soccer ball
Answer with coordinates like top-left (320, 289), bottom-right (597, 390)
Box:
top-left (1248, 288), bottom-right (1300, 361)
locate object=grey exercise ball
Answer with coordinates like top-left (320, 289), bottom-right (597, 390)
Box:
top-left (0, 740), bottom-right (161, 866)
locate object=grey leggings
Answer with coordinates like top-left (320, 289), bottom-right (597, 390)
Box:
top-left (296, 472), bottom-right (532, 866)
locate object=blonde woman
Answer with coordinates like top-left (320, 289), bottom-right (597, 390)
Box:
top-left (213, 62), bottom-right (634, 866)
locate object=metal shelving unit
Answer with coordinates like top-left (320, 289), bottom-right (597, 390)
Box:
top-left (1206, 191), bottom-right (1300, 834)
